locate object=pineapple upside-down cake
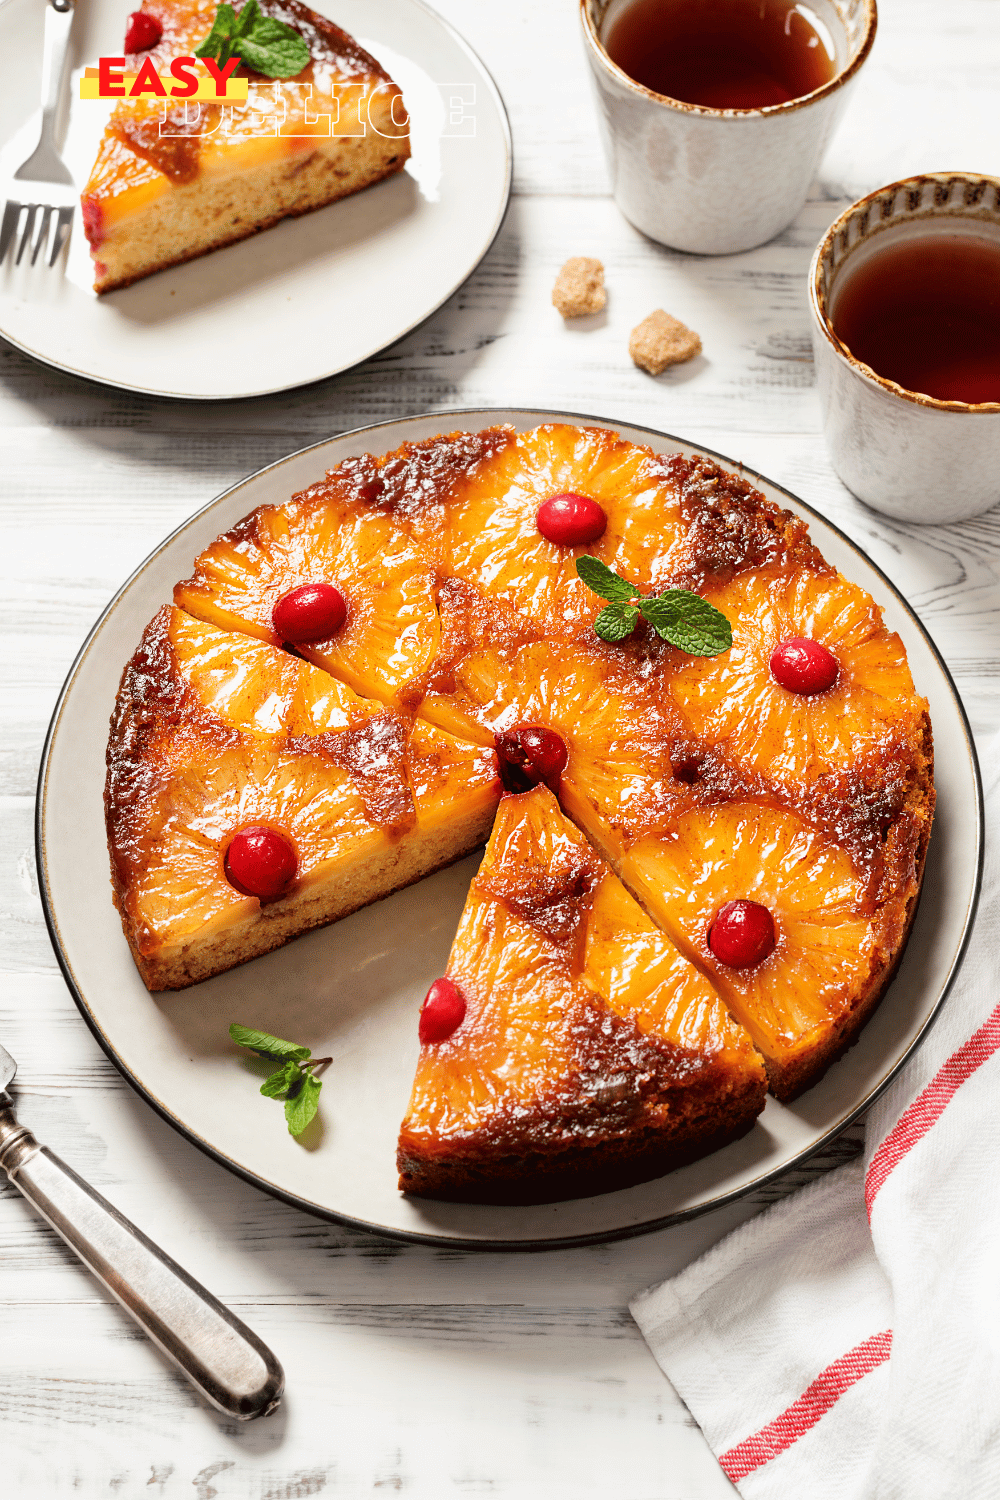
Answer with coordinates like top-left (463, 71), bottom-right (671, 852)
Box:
top-left (107, 422), bottom-right (934, 1199)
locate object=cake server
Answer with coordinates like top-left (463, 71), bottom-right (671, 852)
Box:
top-left (0, 1038), bottom-right (283, 1420)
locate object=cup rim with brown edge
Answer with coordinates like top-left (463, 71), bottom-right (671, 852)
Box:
top-left (580, 0), bottom-right (878, 119)
top-left (809, 170), bottom-right (1000, 416)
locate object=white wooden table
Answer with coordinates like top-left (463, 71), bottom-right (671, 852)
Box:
top-left (3, 2), bottom-right (998, 1494)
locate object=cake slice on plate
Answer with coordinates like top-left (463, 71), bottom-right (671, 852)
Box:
top-left (397, 785), bottom-right (767, 1203)
top-left (107, 607), bottom-right (499, 989)
top-left (82, 0), bottom-right (410, 293)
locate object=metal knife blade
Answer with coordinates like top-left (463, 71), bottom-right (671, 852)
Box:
top-left (0, 1040), bottom-right (16, 1094)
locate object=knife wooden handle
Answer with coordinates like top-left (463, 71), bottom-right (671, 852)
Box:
top-left (0, 1096), bottom-right (283, 1420)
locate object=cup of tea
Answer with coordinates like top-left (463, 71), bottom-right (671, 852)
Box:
top-left (580, 0), bottom-right (877, 255)
top-left (809, 172), bottom-right (1000, 524)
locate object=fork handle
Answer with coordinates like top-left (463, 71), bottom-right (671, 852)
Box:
top-left (38, 0), bottom-right (75, 150)
top-left (0, 1095), bottom-right (283, 1420)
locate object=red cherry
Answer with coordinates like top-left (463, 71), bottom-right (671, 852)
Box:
top-left (536, 493), bottom-right (607, 546)
top-left (224, 826), bottom-right (297, 901)
top-left (272, 582), bottom-right (347, 644)
top-left (124, 10), bottom-right (163, 51)
top-left (708, 900), bottom-right (776, 970)
top-left (419, 978), bottom-right (467, 1044)
top-left (494, 724), bottom-right (568, 794)
top-left (769, 637), bottom-right (839, 695)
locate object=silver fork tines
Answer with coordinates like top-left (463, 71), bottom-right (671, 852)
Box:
top-left (0, 201), bottom-right (75, 267)
top-left (1, 0), bottom-right (77, 271)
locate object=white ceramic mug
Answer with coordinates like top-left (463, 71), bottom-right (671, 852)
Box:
top-left (809, 171), bottom-right (1000, 525)
top-left (580, 0), bottom-right (877, 255)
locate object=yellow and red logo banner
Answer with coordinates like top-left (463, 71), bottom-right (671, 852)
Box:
top-left (80, 58), bottom-right (250, 101)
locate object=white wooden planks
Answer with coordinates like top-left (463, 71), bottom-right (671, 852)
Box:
top-left (1, 0), bottom-right (997, 1493)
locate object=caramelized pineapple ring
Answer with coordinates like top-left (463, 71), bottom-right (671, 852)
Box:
top-left (174, 496), bottom-right (439, 708)
top-left (172, 607), bottom-right (367, 737)
top-left (169, 608), bottom-right (494, 812)
top-left (441, 424), bottom-right (687, 635)
top-left (125, 740), bottom-right (387, 953)
top-left (418, 634), bottom-right (686, 859)
top-left (584, 874), bottom-right (754, 1062)
top-left (667, 566), bottom-right (924, 782)
top-left (622, 803), bottom-right (886, 1100)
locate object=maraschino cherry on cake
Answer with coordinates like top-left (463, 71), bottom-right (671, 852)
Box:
top-left (82, 0), bottom-right (410, 292)
top-left (397, 786), bottom-right (767, 1203)
top-left (107, 420), bottom-right (934, 1198)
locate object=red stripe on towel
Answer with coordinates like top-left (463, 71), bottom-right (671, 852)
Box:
top-left (719, 1330), bottom-right (892, 1483)
top-left (865, 1002), bottom-right (1000, 1218)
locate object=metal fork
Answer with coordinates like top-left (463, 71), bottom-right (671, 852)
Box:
top-left (0, 0), bottom-right (77, 268)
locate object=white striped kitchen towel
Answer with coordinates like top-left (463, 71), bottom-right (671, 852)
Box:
top-left (631, 730), bottom-right (1000, 1499)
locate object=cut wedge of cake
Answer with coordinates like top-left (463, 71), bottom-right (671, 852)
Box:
top-left (397, 786), bottom-right (767, 1203)
top-left (82, 0), bottom-right (410, 293)
top-left (106, 607), bottom-right (499, 988)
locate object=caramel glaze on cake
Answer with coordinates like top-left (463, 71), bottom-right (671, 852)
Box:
top-left (82, 0), bottom-right (410, 293)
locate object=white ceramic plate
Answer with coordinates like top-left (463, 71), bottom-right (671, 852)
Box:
top-left (0, 0), bottom-right (511, 399)
top-left (37, 410), bottom-right (984, 1248)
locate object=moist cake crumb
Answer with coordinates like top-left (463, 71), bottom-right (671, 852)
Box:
top-left (629, 309), bottom-right (702, 374)
top-left (552, 257), bottom-right (606, 317)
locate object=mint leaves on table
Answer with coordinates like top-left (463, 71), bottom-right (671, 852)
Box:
top-left (229, 1023), bottom-right (328, 1136)
top-left (575, 555), bottom-right (732, 656)
top-left (195, 1), bottom-right (311, 80)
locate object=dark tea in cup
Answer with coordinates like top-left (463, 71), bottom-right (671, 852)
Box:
top-left (602, 0), bottom-right (837, 110)
top-left (830, 232), bottom-right (1000, 404)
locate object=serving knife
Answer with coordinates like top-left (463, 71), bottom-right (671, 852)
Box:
top-left (0, 1040), bottom-right (283, 1420)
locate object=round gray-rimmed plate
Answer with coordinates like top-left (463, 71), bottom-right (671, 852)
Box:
top-left (36, 409), bottom-right (984, 1249)
top-left (0, 0), bottom-right (511, 400)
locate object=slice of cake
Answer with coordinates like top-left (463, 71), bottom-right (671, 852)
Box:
top-left (397, 785), bottom-right (767, 1203)
top-left (107, 607), bottom-right (499, 988)
top-left (82, 0), bottom-right (410, 293)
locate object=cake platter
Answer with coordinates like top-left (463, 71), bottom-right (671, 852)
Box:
top-left (35, 410), bottom-right (984, 1249)
top-left (0, 0), bottom-right (511, 400)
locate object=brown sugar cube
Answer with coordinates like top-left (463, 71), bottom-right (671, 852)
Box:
top-left (629, 310), bottom-right (702, 374)
top-left (552, 257), bottom-right (606, 318)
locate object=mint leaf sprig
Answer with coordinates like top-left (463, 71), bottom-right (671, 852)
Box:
top-left (576, 556), bottom-right (732, 656)
top-left (230, 1023), bottom-right (329, 1136)
top-left (195, 1), bottom-right (311, 80)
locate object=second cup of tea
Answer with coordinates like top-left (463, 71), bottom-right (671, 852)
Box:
top-left (580, 0), bottom-right (878, 255)
top-left (809, 172), bottom-right (1000, 525)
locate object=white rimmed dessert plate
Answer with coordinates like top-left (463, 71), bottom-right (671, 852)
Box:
top-left (36, 410), bottom-right (983, 1249)
top-left (0, 0), bottom-right (511, 400)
